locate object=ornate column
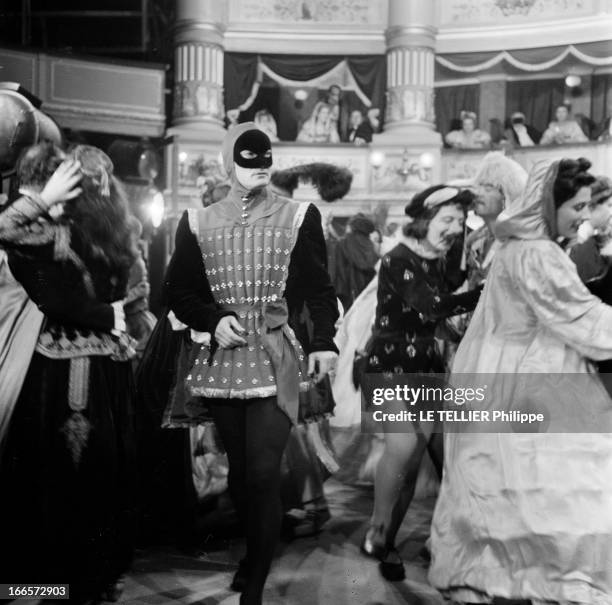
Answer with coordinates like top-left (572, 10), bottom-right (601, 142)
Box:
top-left (378, 0), bottom-right (440, 145)
top-left (172, 0), bottom-right (226, 139)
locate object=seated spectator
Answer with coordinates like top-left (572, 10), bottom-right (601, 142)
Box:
top-left (297, 101), bottom-right (340, 143)
top-left (540, 103), bottom-right (588, 145)
top-left (445, 111), bottom-right (491, 149)
top-left (254, 108), bottom-right (279, 142)
top-left (347, 110), bottom-right (363, 143)
top-left (504, 111), bottom-right (541, 147)
top-left (325, 84), bottom-right (345, 140)
top-left (354, 108), bottom-right (380, 145)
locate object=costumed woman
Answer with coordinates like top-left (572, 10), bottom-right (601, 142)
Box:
top-left (165, 122), bottom-right (339, 605)
top-left (297, 101), bottom-right (340, 144)
top-left (429, 158), bottom-right (612, 604)
top-left (0, 143), bottom-right (137, 603)
top-left (269, 161), bottom-right (352, 537)
top-left (361, 185), bottom-right (483, 581)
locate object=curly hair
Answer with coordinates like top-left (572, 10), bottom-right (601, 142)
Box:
top-left (553, 157), bottom-right (595, 208)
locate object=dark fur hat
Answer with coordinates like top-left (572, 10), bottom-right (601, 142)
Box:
top-left (270, 162), bottom-right (352, 202)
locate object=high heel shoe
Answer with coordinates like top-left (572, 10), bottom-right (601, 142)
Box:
top-left (360, 527), bottom-right (405, 582)
top-left (378, 547), bottom-right (405, 582)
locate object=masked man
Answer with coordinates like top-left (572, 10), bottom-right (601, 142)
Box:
top-left (166, 123), bottom-right (339, 605)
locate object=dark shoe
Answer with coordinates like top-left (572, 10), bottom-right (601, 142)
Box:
top-left (230, 558), bottom-right (249, 592)
top-left (285, 507), bottom-right (331, 539)
top-left (378, 548), bottom-right (405, 582)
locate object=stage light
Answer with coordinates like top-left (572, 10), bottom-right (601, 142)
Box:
top-left (178, 151), bottom-right (188, 163)
top-left (419, 152), bottom-right (435, 169)
top-left (565, 74), bottom-right (581, 88)
top-left (369, 151), bottom-right (385, 169)
top-left (294, 89), bottom-right (308, 101)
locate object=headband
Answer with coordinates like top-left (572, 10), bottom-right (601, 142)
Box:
top-left (423, 187), bottom-right (460, 209)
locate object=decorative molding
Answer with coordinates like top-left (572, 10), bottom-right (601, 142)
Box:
top-left (174, 43), bottom-right (224, 121)
top-left (230, 0), bottom-right (384, 25)
top-left (441, 0), bottom-right (593, 25)
top-left (386, 87), bottom-right (435, 126)
top-left (387, 47), bottom-right (435, 89)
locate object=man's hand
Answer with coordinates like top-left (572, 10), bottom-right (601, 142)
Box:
top-left (215, 315), bottom-right (247, 349)
top-left (307, 350), bottom-right (338, 383)
top-left (40, 159), bottom-right (82, 208)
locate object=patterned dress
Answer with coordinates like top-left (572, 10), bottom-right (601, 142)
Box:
top-left (365, 241), bottom-right (481, 392)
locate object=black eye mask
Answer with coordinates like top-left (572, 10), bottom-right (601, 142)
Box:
top-left (233, 129), bottom-right (272, 169)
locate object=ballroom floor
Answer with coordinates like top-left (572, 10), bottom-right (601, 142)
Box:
top-left (117, 480), bottom-right (442, 605)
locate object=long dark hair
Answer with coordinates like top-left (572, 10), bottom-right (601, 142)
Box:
top-left (16, 142), bottom-right (136, 282)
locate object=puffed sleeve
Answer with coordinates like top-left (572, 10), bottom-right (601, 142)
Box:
top-left (517, 241), bottom-right (612, 360)
top-left (394, 255), bottom-right (482, 322)
top-left (293, 204), bottom-right (339, 352)
top-left (165, 211), bottom-right (235, 334)
top-left (8, 249), bottom-right (115, 332)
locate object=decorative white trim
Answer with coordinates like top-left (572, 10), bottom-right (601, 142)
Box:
top-left (187, 207), bottom-right (200, 237)
top-left (436, 44), bottom-right (612, 73)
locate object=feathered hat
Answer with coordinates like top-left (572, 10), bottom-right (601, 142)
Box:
top-left (270, 162), bottom-right (353, 202)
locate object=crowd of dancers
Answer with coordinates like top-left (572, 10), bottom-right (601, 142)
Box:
top-left (1, 95), bottom-right (612, 605)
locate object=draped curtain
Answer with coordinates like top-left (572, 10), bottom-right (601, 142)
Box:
top-left (506, 78), bottom-right (566, 135)
top-left (591, 73), bottom-right (612, 132)
top-left (224, 53), bottom-right (386, 140)
top-left (434, 84), bottom-right (479, 140)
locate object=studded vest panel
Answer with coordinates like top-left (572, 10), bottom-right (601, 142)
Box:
top-left (185, 195), bottom-right (310, 399)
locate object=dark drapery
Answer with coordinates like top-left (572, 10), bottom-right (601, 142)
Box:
top-left (260, 54), bottom-right (341, 82)
top-left (506, 78), bottom-right (566, 135)
top-left (224, 53), bottom-right (259, 114)
top-left (591, 73), bottom-right (612, 131)
top-left (346, 55), bottom-right (386, 116)
top-left (223, 52), bottom-right (386, 119)
top-left (434, 84), bottom-right (480, 138)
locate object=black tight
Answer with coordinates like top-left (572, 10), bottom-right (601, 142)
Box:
top-left (208, 397), bottom-right (291, 605)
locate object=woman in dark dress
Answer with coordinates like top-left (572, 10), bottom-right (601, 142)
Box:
top-left (361, 185), bottom-right (482, 581)
top-left (0, 143), bottom-right (136, 604)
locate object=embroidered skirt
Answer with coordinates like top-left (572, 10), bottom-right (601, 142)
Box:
top-left (0, 352), bottom-right (135, 601)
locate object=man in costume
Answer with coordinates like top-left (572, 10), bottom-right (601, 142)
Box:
top-left (166, 123), bottom-right (338, 605)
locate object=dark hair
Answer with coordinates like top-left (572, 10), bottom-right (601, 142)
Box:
top-left (553, 157), bottom-right (595, 208)
top-left (403, 184), bottom-right (472, 239)
top-left (16, 141), bottom-right (64, 188)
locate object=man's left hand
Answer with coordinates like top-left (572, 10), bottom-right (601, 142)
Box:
top-left (307, 351), bottom-right (338, 383)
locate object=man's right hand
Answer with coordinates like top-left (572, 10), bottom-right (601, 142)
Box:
top-left (215, 315), bottom-right (247, 349)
